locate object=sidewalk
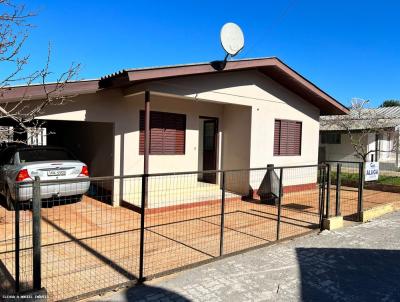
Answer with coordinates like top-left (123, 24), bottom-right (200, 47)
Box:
top-left (92, 212), bottom-right (400, 302)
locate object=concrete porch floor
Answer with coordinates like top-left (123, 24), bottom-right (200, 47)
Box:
top-left (120, 178), bottom-right (240, 209)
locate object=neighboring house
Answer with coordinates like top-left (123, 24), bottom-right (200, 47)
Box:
top-left (0, 57), bottom-right (348, 206)
top-left (320, 107), bottom-right (400, 167)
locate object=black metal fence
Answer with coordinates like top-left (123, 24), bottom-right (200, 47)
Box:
top-left (324, 161), bottom-right (364, 220)
top-left (324, 160), bottom-right (400, 219)
top-left (1, 164), bottom-right (327, 301)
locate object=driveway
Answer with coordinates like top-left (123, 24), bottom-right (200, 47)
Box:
top-left (92, 211), bottom-right (400, 302)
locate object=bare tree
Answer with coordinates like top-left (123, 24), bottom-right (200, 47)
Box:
top-left (0, 0), bottom-right (80, 144)
top-left (321, 98), bottom-right (399, 162)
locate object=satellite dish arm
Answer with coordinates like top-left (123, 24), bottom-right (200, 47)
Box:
top-left (223, 52), bottom-right (229, 63)
top-left (211, 54), bottom-right (229, 71)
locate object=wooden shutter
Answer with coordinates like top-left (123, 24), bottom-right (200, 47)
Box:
top-left (163, 112), bottom-right (185, 154)
top-left (280, 120), bottom-right (289, 155)
top-left (140, 111), bottom-right (186, 155)
top-left (274, 119), bottom-right (302, 156)
top-left (286, 121), bottom-right (301, 155)
top-left (274, 120), bottom-right (281, 156)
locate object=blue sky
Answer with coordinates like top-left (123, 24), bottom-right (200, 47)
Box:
top-left (5, 0), bottom-right (400, 107)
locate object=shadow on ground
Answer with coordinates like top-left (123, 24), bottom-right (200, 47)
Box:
top-left (97, 283), bottom-right (190, 302)
top-left (297, 248), bottom-right (400, 301)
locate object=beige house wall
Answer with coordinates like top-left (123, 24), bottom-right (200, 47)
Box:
top-left (142, 70), bottom-right (320, 165)
top-left (222, 104), bottom-right (252, 194)
top-left (37, 70), bottom-right (322, 201)
top-left (39, 91), bottom-right (225, 175)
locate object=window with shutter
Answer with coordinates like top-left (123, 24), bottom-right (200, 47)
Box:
top-left (139, 111), bottom-right (186, 155)
top-left (273, 119), bottom-right (302, 156)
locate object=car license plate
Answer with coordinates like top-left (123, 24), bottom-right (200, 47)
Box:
top-left (47, 170), bottom-right (66, 176)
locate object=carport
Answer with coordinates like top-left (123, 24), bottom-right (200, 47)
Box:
top-left (0, 118), bottom-right (115, 200)
top-left (43, 120), bottom-right (114, 178)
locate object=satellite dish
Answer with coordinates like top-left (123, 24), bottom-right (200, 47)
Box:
top-left (220, 22), bottom-right (245, 56)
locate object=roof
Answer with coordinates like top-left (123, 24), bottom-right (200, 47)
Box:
top-left (99, 57), bottom-right (348, 115)
top-left (0, 79), bottom-right (99, 103)
top-left (0, 57), bottom-right (348, 115)
top-left (320, 106), bottom-right (400, 131)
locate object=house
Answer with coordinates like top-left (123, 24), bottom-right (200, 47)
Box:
top-left (319, 107), bottom-right (400, 168)
top-left (0, 57), bottom-right (348, 207)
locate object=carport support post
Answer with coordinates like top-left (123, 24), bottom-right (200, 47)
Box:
top-left (335, 163), bottom-right (342, 216)
top-left (276, 168), bottom-right (283, 241)
top-left (139, 175), bottom-right (146, 282)
top-left (143, 90), bottom-right (150, 208)
top-left (32, 176), bottom-right (42, 290)
top-left (139, 90), bottom-right (150, 281)
top-left (358, 162), bottom-right (365, 221)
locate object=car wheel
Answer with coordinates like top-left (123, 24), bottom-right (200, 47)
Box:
top-left (5, 187), bottom-right (15, 211)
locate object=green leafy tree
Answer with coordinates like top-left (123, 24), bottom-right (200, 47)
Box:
top-left (380, 100), bottom-right (400, 107)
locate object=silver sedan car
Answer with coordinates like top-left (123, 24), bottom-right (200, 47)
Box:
top-left (0, 145), bottom-right (90, 210)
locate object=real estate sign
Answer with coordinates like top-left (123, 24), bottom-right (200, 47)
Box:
top-left (365, 162), bottom-right (379, 182)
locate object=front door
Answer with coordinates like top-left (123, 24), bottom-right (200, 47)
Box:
top-left (202, 119), bottom-right (218, 183)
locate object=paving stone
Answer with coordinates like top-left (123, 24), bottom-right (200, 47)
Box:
top-left (92, 211), bottom-right (400, 302)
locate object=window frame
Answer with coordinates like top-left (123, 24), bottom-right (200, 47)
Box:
top-left (273, 119), bottom-right (302, 156)
top-left (320, 132), bottom-right (341, 145)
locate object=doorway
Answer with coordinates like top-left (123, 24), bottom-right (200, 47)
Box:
top-left (200, 117), bottom-right (218, 184)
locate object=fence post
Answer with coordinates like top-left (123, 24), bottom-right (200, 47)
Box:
top-left (219, 171), bottom-right (226, 256)
top-left (32, 177), bottom-right (41, 290)
top-left (319, 165), bottom-right (326, 230)
top-left (14, 185), bottom-right (20, 293)
top-left (276, 168), bottom-right (283, 241)
top-left (326, 164), bottom-right (331, 218)
top-left (358, 162), bottom-right (365, 221)
top-left (335, 163), bottom-right (342, 216)
top-left (139, 174), bottom-right (147, 281)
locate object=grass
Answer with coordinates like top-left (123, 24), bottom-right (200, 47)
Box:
top-left (331, 172), bottom-right (400, 186)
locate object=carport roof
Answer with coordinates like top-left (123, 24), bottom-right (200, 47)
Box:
top-left (0, 57), bottom-right (348, 115)
top-left (0, 79), bottom-right (99, 103)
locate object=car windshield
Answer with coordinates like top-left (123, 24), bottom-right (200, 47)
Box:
top-left (18, 149), bottom-right (75, 163)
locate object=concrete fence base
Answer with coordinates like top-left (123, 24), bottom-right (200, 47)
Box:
top-left (361, 204), bottom-right (396, 222)
top-left (322, 216), bottom-right (344, 230)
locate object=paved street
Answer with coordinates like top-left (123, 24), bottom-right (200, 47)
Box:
top-left (92, 212), bottom-right (400, 302)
